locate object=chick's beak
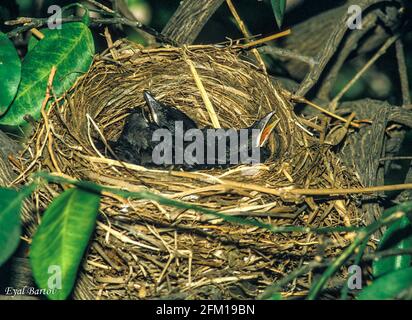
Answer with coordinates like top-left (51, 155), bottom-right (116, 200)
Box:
top-left (255, 111), bottom-right (279, 147)
top-left (143, 90), bottom-right (160, 125)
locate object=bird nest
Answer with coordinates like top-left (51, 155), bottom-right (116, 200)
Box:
top-left (15, 41), bottom-right (364, 299)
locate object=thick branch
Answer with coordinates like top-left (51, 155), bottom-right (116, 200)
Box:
top-left (162, 0), bottom-right (225, 45)
top-left (338, 99), bottom-right (391, 226)
top-left (395, 39), bottom-right (411, 106)
top-left (295, 0), bottom-right (397, 97)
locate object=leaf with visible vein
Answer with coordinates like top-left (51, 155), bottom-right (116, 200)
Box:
top-left (0, 23), bottom-right (94, 126)
top-left (30, 187), bottom-right (100, 300)
top-left (27, 28), bottom-right (53, 51)
top-left (0, 32), bottom-right (21, 114)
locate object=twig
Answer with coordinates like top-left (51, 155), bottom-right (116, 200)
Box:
top-left (85, 0), bottom-right (115, 14)
top-left (287, 92), bottom-right (360, 128)
top-left (10, 66), bottom-right (63, 186)
top-left (91, 242), bottom-right (122, 271)
top-left (103, 27), bottom-right (117, 60)
top-left (316, 6), bottom-right (379, 100)
top-left (395, 39), bottom-right (411, 106)
top-left (330, 34), bottom-right (398, 109)
top-left (220, 179), bottom-right (412, 197)
top-left (110, 0), bottom-right (156, 45)
top-left (40, 66), bottom-right (62, 174)
top-left (5, 16), bottom-right (176, 45)
top-left (42, 67), bottom-right (56, 108)
top-left (30, 28), bottom-right (44, 39)
top-left (242, 29), bottom-right (291, 49)
top-left (379, 156), bottom-right (412, 162)
top-left (37, 171), bottom-right (362, 236)
top-left (184, 51), bottom-right (221, 128)
top-left (258, 45), bottom-right (317, 67)
top-left (226, 0), bottom-right (267, 73)
top-left (96, 221), bottom-right (160, 251)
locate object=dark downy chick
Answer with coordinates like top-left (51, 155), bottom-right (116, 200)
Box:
top-left (100, 109), bottom-right (159, 166)
top-left (181, 111), bottom-right (280, 170)
top-left (143, 90), bottom-right (198, 132)
top-left (97, 91), bottom-right (279, 170)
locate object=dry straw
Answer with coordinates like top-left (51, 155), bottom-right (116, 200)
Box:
top-left (14, 40), bottom-right (363, 299)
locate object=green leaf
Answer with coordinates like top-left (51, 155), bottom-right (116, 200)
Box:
top-left (0, 22), bottom-right (94, 126)
top-left (269, 292), bottom-right (282, 300)
top-left (30, 187), bottom-right (100, 300)
top-left (0, 32), bottom-right (21, 114)
top-left (373, 216), bottom-right (412, 278)
top-left (271, 0), bottom-right (287, 29)
top-left (357, 267), bottom-right (412, 300)
top-left (27, 28), bottom-right (53, 51)
top-left (0, 188), bottom-right (24, 267)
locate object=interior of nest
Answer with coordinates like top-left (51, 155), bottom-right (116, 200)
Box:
top-left (21, 43), bottom-right (364, 299)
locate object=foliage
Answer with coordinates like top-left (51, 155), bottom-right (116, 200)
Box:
top-left (0, 22), bottom-right (94, 126)
top-left (0, 188), bottom-right (24, 266)
top-left (270, 0), bottom-right (287, 29)
top-left (358, 267), bottom-right (412, 299)
top-left (261, 202), bottom-right (412, 300)
top-left (30, 188), bottom-right (100, 300)
top-left (0, 31), bottom-right (21, 115)
top-left (373, 216), bottom-right (412, 278)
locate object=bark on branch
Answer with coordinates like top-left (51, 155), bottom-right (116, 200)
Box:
top-left (162, 0), bottom-right (225, 45)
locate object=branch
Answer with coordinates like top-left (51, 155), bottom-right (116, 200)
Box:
top-left (259, 46), bottom-right (319, 68)
top-left (388, 107), bottom-right (412, 128)
top-left (330, 34), bottom-right (399, 109)
top-left (395, 39), bottom-right (411, 106)
top-left (294, 0), bottom-right (402, 97)
top-left (6, 15), bottom-right (176, 45)
top-left (161, 0), bottom-right (225, 45)
top-left (338, 99), bottom-right (390, 225)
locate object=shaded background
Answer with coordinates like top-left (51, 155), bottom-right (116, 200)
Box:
top-left (2, 0), bottom-right (411, 104)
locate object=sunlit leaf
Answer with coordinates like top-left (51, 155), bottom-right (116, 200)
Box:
top-left (30, 187), bottom-right (100, 300)
top-left (0, 188), bottom-right (24, 267)
top-left (271, 0), bottom-right (287, 29)
top-left (0, 23), bottom-right (94, 126)
top-left (373, 216), bottom-right (412, 278)
top-left (27, 28), bottom-right (53, 51)
top-left (357, 267), bottom-right (412, 300)
top-left (0, 32), bottom-right (21, 114)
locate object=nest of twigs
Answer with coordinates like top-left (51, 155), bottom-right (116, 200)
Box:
top-left (15, 40), bottom-right (364, 299)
